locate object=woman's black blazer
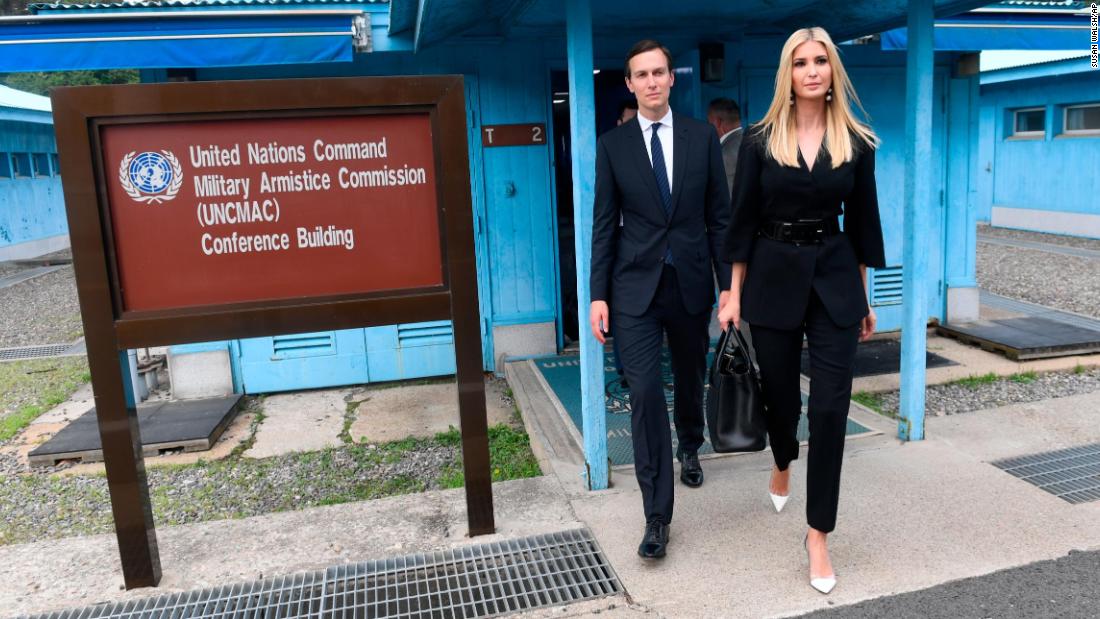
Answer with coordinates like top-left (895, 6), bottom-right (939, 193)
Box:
top-left (722, 124), bottom-right (886, 330)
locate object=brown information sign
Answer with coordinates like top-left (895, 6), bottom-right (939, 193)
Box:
top-left (53, 76), bottom-right (493, 590)
top-left (102, 114), bottom-right (443, 311)
top-left (481, 123), bottom-right (547, 147)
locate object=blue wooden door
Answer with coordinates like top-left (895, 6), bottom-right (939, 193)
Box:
top-left (478, 66), bottom-right (557, 332)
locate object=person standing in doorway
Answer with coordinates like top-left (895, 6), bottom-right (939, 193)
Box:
top-left (590, 39), bottom-right (732, 560)
top-left (718, 27), bottom-right (885, 594)
top-left (618, 99), bottom-right (639, 126)
top-left (707, 97), bottom-right (743, 198)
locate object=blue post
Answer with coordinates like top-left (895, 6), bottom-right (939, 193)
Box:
top-left (565, 0), bottom-right (607, 490)
top-left (900, 0), bottom-right (933, 441)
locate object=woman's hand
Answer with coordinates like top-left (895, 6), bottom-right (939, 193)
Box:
top-left (719, 263), bottom-right (747, 331)
top-left (860, 306), bottom-right (877, 342)
top-left (717, 299), bottom-right (741, 331)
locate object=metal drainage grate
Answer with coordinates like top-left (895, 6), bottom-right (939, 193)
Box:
top-left (0, 343), bottom-right (79, 362)
top-left (992, 443), bottom-right (1100, 504)
top-left (21, 528), bottom-right (622, 619)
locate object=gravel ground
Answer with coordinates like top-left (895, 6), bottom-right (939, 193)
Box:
top-left (872, 367), bottom-right (1100, 417)
top-left (0, 391), bottom-right (537, 546)
top-left (0, 265), bottom-right (83, 347)
top-left (0, 438), bottom-right (463, 546)
top-left (979, 224), bottom-right (1100, 252)
top-left (977, 242), bottom-right (1100, 318)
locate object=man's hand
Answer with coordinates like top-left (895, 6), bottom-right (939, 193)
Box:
top-left (590, 301), bottom-right (610, 344)
top-left (718, 290), bottom-right (731, 313)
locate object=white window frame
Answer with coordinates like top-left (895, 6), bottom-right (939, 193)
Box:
top-left (1063, 103), bottom-right (1100, 136)
top-left (1011, 107), bottom-right (1046, 138)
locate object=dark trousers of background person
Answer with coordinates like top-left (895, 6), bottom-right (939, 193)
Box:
top-left (749, 289), bottom-right (860, 533)
top-left (612, 265), bottom-right (709, 525)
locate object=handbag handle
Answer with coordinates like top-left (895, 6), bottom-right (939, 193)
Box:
top-left (717, 326), bottom-right (754, 376)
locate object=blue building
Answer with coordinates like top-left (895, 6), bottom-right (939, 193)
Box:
top-left (881, 0), bottom-right (1099, 237)
top-left (977, 53), bottom-right (1099, 237)
top-left (1, 0), bottom-right (982, 462)
top-left (0, 84), bottom-right (67, 261)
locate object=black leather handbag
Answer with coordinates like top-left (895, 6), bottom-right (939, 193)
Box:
top-left (705, 326), bottom-right (767, 452)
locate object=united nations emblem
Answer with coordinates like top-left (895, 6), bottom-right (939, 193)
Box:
top-left (118, 150), bottom-right (183, 204)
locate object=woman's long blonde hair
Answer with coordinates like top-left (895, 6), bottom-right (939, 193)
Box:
top-left (754, 27), bottom-right (879, 169)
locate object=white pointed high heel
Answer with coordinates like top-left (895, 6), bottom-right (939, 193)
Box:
top-left (769, 466), bottom-right (789, 513)
top-left (804, 534), bottom-right (837, 594)
top-left (769, 492), bottom-right (789, 513)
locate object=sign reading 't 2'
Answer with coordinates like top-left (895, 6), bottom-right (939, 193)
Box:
top-left (481, 124), bottom-right (546, 148)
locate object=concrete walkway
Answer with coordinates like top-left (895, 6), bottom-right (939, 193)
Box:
top-left (4, 361), bottom-right (1100, 617)
top-left (558, 390), bottom-right (1100, 617)
top-left (978, 234), bottom-right (1100, 261)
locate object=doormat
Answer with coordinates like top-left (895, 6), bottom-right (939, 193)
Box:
top-left (534, 348), bottom-right (871, 466)
top-left (800, 338), bottom-right (957, 378)
top-left (29, 395), bottom-right (242, 466)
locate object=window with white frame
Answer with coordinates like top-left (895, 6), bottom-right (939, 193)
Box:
top-left (1012, 107), bottom-right (1045, 137)
top-left (1065, 103), bottom-right (1100, 135)
top-left (0, 154), bottom-right (12, 179)
top-left (50, 153), bottom-right (60, 176)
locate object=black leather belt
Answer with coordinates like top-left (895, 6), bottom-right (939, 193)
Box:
top-left (758, 218), bottom-right (840, 245)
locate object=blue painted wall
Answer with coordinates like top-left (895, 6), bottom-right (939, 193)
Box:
top-left (977, 68), bottom-right (1100, 222)
top-left (0, 120), bottom-right (66, 250)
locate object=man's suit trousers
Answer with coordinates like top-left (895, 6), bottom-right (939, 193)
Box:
top-left (749, 290), bottom-right (860, 534)
top-left (613, 264), bottom-right (709, 525)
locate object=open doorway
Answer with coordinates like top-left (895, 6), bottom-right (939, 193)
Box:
top-left (551, 68), bottom-right (636, 345)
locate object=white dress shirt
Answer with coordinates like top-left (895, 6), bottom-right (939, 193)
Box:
top-left (637, 107), bottom-right (674, 191)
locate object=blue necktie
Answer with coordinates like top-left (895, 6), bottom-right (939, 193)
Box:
top-left (650, 123), bottom-right (674, 264)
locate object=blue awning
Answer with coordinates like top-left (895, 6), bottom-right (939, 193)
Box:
top-left (0, 11), bottom-right (361, 72)
top-left (881, 14), bottom-right (1091, 51)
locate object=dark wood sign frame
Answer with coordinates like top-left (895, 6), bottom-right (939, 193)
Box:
top-left (51, 76), bottom-right (494, 589)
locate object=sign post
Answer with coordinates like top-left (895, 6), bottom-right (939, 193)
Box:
top-left (51, 76), bottom-right (494, 589)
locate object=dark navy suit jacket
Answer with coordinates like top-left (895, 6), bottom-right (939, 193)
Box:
top-left (590, 113), bottom-right (732, 317)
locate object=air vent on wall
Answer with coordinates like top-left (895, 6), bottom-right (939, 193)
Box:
top-left (870, 266), bottom-right (903, 306)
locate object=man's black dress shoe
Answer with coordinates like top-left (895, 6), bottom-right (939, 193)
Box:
top-left (637, 520), bottom-right (669, 559)
top-left (678, 450), bottom-right (704, 487)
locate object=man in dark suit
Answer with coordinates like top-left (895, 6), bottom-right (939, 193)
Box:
top-left (707, 98), bottom-right (743, 199)
top-left (589, 39), bottom-right (732, 560)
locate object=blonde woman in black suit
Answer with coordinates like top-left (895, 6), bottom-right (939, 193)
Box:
top-left (717, 26), bottom-right (885, 594)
